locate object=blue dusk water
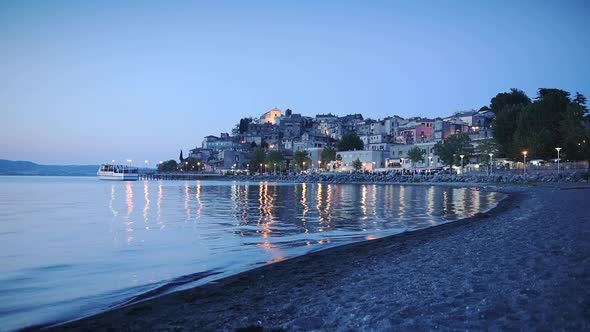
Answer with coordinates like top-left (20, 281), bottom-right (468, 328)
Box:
top-left (0, 176), bottom-right (504, 330)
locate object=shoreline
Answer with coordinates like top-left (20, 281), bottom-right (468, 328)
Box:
top-left (45, 184), bottom-right (589, 331)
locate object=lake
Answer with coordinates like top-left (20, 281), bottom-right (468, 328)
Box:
top-left (0, 176), bottom-right (504, 330)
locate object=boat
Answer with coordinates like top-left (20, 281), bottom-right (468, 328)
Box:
top-left (97, 164), bottom-right (139, 181)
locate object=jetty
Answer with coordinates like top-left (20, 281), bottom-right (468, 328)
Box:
top-left (138, 171), bottom-right (224, 181)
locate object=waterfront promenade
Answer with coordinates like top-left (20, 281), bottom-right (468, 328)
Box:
top-left (51, 184), bottom-right (590, 331)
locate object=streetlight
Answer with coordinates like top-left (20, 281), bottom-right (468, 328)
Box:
top-left (428, 156), bottom-right (432, 170)
top-left (144, 160), bottom-right (149, 169)
top-left (372, 161), bottom-right (376, 173)
top-left (318, 160), bottom-right (321, 172)
top-left (111, 159), bottom-right (116, 164)
top-left (274, 163), bottom-right (277, 175)
top-left (246, 164), bottom-right (249, 175)
top-left (522, 151), bottom-right (528, 176)
top-left (197, 162), bottom-right (200, 172)
top-left (489, 153), bottom-right (493, 175)
top-left (459, 155), bottom-right (464, 175)
top-left (303, 161), bottom-right (306, 171)
top-left (259, 163), bottom-right (263, 174)
top-left (555, 147), bottom-right (562, 176)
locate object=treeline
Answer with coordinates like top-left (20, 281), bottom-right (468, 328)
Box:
top-left (492, 88), bottom-right (589, 161)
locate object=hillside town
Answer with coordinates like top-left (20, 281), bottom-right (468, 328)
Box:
top-left (179, 106), bottom-right (498, 174)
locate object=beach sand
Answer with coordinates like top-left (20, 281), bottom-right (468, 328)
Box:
top-left (48, 185), bottom-right (590, 331)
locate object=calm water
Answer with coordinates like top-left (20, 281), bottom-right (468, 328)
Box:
top-left (0, 176), bottom-right (504, 330)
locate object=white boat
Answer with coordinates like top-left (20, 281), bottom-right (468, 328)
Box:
top-left (97, 164), bottom-right (139, 181)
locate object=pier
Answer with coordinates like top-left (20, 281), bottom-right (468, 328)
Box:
top-left (138, 171), bottom-right (225, 181)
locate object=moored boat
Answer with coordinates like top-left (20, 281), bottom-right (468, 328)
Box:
top-left (97, 164), bottom-right (139, 181)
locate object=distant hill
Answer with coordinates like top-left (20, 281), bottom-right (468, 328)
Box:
top-left (0, 160), bottom-right (99, 176)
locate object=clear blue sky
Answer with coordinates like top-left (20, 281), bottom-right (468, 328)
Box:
top-left (1, 0), bottom-right (588, 165)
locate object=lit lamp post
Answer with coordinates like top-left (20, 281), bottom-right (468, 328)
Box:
top-left (302, 161), bottom-right (306, 171)
top-left (428, 156), bottom-right (432, 171)
top-left (185, 161), bottom-right (188, 172)
top-left (372, 161), bottom-right (376, 173)
top-left (317, 160), bottom-right (321, 172)
top-left (246, 164), bottom-right (249, 175)
top-left (197, 162), bottom-right (201, 172)
top-left (111, 159), bottom-right (116, 164)
top-left (555, 147), bottom-right (562, 176)
top-left (144, 160), bottom-right (149, 169)
top-left (460, 155), bottom-right (464, 175)
top-left (259, 163), bottom-right (263, 174)
top-left (522, 151), bottom-right (528, 176)
top-left (489, 153), bottom-right (493, 175)
top-left (274, 163), bottom-right (277, 175)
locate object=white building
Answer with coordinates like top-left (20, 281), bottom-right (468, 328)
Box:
top-left (337, 150), bottom-right (386, 171)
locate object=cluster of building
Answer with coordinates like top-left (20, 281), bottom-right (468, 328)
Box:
top-left (188, 107), bottom-right (495, 172)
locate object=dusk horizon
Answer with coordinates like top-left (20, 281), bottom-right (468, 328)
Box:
top-left (2, 0), bottom-right (589, 164)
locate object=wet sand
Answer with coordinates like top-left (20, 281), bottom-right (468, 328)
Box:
top-left (48, 185), bottom-right (590, 331)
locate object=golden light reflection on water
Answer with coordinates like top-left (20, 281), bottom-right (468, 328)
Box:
top-left (469, 189), bottom-right (481, 216)
top-left (105, 182), bottom-right (499, 257)
top-left (109, 184), bottom-right (118, 217)
top-left (125, 182), bottom-right (134, 243)
top-left (443, 190), bottom-right (448, 214)
top-left (256, 182), bottom-right (284, 263)
top-left (195, 181), bottom-right (203, 220)
top-left (157, 181), bottom-right (164, 229)
top-left (184, 181), bottom-right (191, 221)
top-left (301, 183), bottom-right (308, 224)
top-left (453, 188), bottom-right (467, 215)
top-left (143, 181), bottom-right (150, 227)
top-left (370, 184), bottom-right (377, 220)
top-left (398, 186), bottom-right (406, 221)
top-left (361, 185), bottom-right (367, 220)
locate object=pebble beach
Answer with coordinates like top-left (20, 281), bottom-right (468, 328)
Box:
top-left (44, 182), bottom-right (590, 331)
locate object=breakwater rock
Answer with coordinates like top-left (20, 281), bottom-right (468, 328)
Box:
top-left (231, 171), bottom-right (590, 185)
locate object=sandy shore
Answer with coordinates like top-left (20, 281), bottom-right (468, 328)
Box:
top-left (46, 184), bottom-right (589, 331)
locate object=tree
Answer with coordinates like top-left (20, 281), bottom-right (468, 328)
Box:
top-left (320, 147), bottom-right (337, 169)
top-left (559, 103), bottom-right (589, 161)
top-left (158, 160), bottom-right (178, 172)
top-left (433, 134), bottom-right (472, 166)
top-left (238, 117), bottom-right (253, 134)
top-left (573, 92), bottom-right (589, 119)
top-left (183, 157), bottom-right (204, 172)
top-left (352, 158), bottom-right (363, 171)
top-left (490, 88), bottom-right (531, 114)
top-left (336, 132), bottom-right (364, 151)
top-left (407, 146), bottom-right (424, 174)
top-left (266, 150), bottom-right (284, 172)
top-left (250, 148), bottom-right (266, 173)
top-left (513, 89), bottom-right (571, 160)
top-left (475, 138), bottom-right (498, 165)
top-left (490, 89), bottom-right (531, 159)
top-left (293, 150), bottom-right (310, 170)
top-left (179, 150), bottom-right (184, 163)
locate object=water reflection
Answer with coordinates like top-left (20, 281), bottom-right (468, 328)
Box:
top-left (109, 184), bottom-right (118, 217)
top-left (157, 181), bottom-right (164, 229)
top-left (143, 181), bottom-right (150, 226)
top-left (108, 182), bottom-right (498, 266)
top-left (125, 182), bottom-right (134, 243)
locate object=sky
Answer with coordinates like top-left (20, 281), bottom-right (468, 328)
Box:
top-left (1, 0), bottom-right (588, 165)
